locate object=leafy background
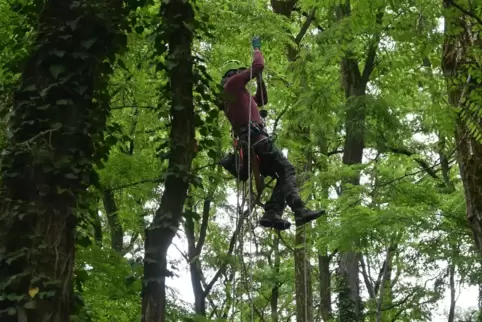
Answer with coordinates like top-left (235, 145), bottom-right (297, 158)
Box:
top-left (1, 0), bottom-right (482, 321)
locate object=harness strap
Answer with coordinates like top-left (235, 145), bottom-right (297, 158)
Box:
top-left (233, 137), bottom-right (265, 198)
top-left (250, 147), bottom-right (265, 196)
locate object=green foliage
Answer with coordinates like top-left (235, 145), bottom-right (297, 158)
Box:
top-left (1, 0), bottom-right (482, 321)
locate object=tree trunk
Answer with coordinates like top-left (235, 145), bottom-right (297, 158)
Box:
top-left (375, 244), bottom-right (396, 322)
top-left (447, 259), bottom-right (456, 322)
top-left (140, 1), bottom-right (196, 321)
top-left (295, 230), bottom-right (313, 322)
top-left (102, 109), bottom-right (139, 254)
top-left (271, 233), bottom-right (280, 322)
top-left (269, 3), bottom-right (317, 320)
top-left (335, 1), bottom-right (383, 320)
top-left (441, 0), bottom-right (482, 255)
top-left (319, 253), bottom-right (332, 321)
top-left (317, 129), bottom-right (333, 322)
top-left (103, 190), bottom-right (124, 253)
top-left (336, 1), bottom-right (365, 317)
top-left (0, 1), bottom-right (126, 321)
top-left (295, 147), bottom-right (314, 322)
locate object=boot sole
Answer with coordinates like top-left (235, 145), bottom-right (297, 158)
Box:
top-left (295, 210), bottom-right (326, 226)
top-left (259, 218), bottom-right (291, 230)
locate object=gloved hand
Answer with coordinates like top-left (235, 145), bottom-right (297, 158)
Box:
top-left (252, 36), bottom-right (261, 50)
top-left (260, 109), bottom-right (268, 118)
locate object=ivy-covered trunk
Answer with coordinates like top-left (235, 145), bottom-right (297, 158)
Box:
top-left (141, 1), bottom-right (196, 321)
top-left (0, 0), bottom-right (126, 321)
top-left (442, 0), bottom-right (482, 255)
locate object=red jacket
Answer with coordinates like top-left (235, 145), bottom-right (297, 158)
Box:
top-left (222, 50), bottom-right (267, 134)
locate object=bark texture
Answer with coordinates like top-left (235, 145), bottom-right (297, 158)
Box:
top-left (0, 1), bottom-right (126, 321)
top-left (441, 0), bottom-right (482, 256)
top-left (141, 1), bottom-right (196, 321)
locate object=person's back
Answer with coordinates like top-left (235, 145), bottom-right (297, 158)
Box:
top-left (221, 49), bottom-right (265, 135)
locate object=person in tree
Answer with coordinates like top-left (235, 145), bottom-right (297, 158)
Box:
top-left (218, 36), bottom-right (325, 230)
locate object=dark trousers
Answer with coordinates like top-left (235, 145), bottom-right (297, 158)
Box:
top-left (252, 137), bottom-right (304, 215)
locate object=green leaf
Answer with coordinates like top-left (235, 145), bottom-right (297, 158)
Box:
top-left (81, 38), bottom-right (96, 49)
top-left (56, 99), bottom-right (73, 106)
top-left (24, 301), bottom-right (36, 309)
top-left (66, 18), bottom-right (80, 30)
top-left (52, 123), bottom-right (62, 129)
top-left (49, 65), bottom-right (65, 79)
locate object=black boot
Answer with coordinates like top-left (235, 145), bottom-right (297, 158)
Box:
top-left (294, 208), bottom-right (326, 226)
top-left (259, 212), bottom-right (291, 230)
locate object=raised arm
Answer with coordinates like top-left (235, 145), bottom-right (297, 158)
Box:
top-left (254, 75), bottom-right (268, 106)
top-left (224, 49), bottom-right (264, 89)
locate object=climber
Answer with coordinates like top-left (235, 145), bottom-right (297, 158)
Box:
top-left (217, 36), bottom-right (325, 230)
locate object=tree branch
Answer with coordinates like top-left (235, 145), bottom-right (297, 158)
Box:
top-left (385, 146), bottom-right (440, 180)
top-left (361, 7), bottom-right (384, 85)
top-left (107, 176), bottom-right (164, 191)
top-left (447, 0), bottom-right (482, 26)
top-left (195, 198), bottom-right (211, 255)
top-left (360, 255), bottom-right (376, 299)
top-left (328, 248), bottom-right (338, 261)
top-left (292, 7), bottom-right (324, 32)
top-left (203, 216), bottom-right (242, 297)
top-left (326, 149), bottom-right (344, 157)
top-left (273, 105), bottom-right (290, 133)
top-left (294, 8), bottom-right (317, 46)
top-left (111, 105), bottom-right (157, 110)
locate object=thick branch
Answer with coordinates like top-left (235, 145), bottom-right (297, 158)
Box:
top-left (195, 198), bottom-right (211, 255)
top-left (108, 176), bottom-right (164, 191)
top-left (361, 7), bottom-right (384, 85)
top-left (359, 256), bottom-right (376, 299)
top-left (273, 105), bottom-right (290, 133)
top-left (447, 0), bottom-right (482, 26)
top-left (292, 7), bottom-right (324, 31)
top-left (385, 146), bottom-right (440, 180)
top-left (294, 8), bottom-right (316, 45)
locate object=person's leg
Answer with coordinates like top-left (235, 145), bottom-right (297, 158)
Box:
top-left (259, 141), bottom-right (325, 226)
top-left (259, 177), bottom-right (291, 230)
top-left (255, 139), bottom-right (291, 230)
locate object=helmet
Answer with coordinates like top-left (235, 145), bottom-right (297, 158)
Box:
top-left (221, 59), bottom-right (244, 78)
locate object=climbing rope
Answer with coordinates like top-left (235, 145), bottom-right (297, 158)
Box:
top-left (232, 143), bottom-right (240, 322)
top-left (247, 38), bottom-right (255, 322)
top-left (304, 225), bottom-right (308, 320)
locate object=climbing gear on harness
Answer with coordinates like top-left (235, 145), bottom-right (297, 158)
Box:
top-left (259, 109), bottom-right (268, 118)
top-left (221, 59), bottom-right (244, 78)
top-left (236, 121), bottom-right (268, 143)
top-left (252, 36), bottom-right (261, 50)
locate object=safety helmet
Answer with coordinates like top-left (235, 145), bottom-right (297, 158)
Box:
top-left (221, 59), bottom-right (244, 78)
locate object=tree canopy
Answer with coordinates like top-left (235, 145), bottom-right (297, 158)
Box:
top-left (0, 0), bottom-right (482, 322)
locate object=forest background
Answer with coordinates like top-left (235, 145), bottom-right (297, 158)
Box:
top-left (1, 0), bottom-right (482, 322)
